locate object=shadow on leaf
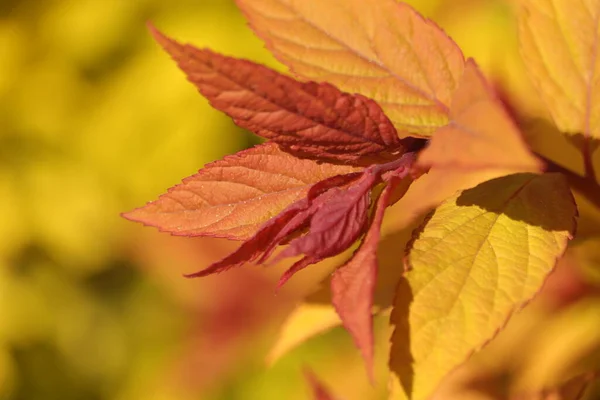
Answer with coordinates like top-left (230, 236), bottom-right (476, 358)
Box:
top-left (389, 277), bottom-right (415, 397)
top-left (305, 217), bottom-right (422, 310)
top-left (455, 172), bottom-right (576, 232)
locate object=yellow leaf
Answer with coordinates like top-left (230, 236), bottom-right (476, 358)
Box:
top-left (390, 173), bottom-right (577, 400)
top-left (519, 0), bottom-right (600, 176)
top-left (236, 0), bottom-right (465, 136)
top-left (267, 303), bottom-right (341, 364)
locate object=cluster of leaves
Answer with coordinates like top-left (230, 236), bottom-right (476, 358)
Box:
top-left (125, 0), bottom-right (600, 399)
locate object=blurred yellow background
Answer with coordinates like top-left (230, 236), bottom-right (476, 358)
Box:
top-left (0, 0), bottom-right (552, 399)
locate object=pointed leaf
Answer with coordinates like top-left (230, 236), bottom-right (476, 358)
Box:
top-left (150, 25), bottom-right (406, 162)
top-left (390, 173), bottom-right (577, 400)
top-left (418, 60), bottom-right (543, 172)
top-left (519, 0), bottom-right (600, 140)
top-left (330, 176), bottom-right (400, 379)
top-left (124, 143), bottom-right (359, 240)
top-left (236, 0), bottom-right (465, 136)
top-left (276, 172), bottom-right (377, 286)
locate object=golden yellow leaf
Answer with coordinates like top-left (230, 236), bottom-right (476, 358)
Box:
top-left (519, 0), bottom-right (600, 177)
top-left (390, 173), bottom-right (577, 400)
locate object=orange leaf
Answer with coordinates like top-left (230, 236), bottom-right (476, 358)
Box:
top-left (519, 0), bottom-right (600, 177)
top-left (149, 25), bottom-right (407, 163)
top-left (185, 172), bottom-right (363, 279)
top-left (123, 143), bottom-right (359, 240)
top-left (418, 59), bottom-right (543, 172)
top-left (236, 0), bottom-right (465, 136)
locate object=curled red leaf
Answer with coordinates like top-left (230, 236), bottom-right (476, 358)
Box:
top-left (275, 172), bottom-right (377, 286)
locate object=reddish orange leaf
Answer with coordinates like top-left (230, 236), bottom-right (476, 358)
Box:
top-left (330, 175), bottom-right (401, 380)
top-left (149, 25), bottom-right (407, 162)
top-left (123, 143), bottom-right (359, 240)
top-left (185, 172), bottom-right (363, 278)
top-left (236, 0), bottom-right (465, 136)
top-left (418, 59), bottom-right (543, 172)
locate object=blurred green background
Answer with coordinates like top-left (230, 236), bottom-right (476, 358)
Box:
top-left (0, 0), bottom-right (542, 399)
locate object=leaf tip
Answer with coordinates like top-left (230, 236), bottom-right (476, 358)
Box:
top-left (183, 263), bottom-right (235, 279)
top-left (120, 206), bottom-right (150, 225)
top-left (120, 203), bottom-right (175, 234)
top-left (120, 209), bottom-right (135, 222)
top-left (146, 23), bottom-right (185, 59)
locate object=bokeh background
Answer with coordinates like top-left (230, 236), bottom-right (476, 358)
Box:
top-left (0, 0), bottom-right (554, 399)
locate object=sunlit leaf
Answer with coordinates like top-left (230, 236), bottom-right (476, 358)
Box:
top-left (184, 172), bottom-right (364, 279)
top-left (124, 143), bottom-right (358, 240)
top-left (418, 59), bottom-right (543, 172)
top-left (519, 0), bottom-right (600, 176)
top-left (237, 0), bottom-right (465, 136)
top-left (390, 173), bottom-right (577, 400)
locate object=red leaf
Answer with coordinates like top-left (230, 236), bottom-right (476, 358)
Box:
top-left (149, 25), bottom-right (406, 163)
top-left (330, 173), bottom-right (403, 380)
top-left (185, 172), bottom-right (363, 278)
top-left (255, 175), bottom-right (362, 263)
top-left (123, 142), bottom-right (359, 240)
top-left (275, 172), bottom-right (378, 286)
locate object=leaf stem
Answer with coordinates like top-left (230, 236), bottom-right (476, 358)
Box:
top-left (582, 138), bottom-right (597, 182)
top-left (372, 151), bottom-right (418, 177)
top-left (538, 152), bottom-right (600, 210)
